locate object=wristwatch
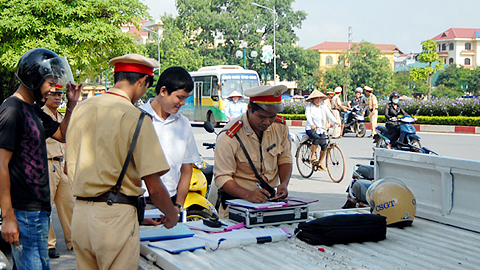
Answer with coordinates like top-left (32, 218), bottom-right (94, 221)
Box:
top-left (174, 203), bottom-right (184, 212)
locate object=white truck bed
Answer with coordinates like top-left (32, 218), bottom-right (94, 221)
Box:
top-left (139, 208), bottom-right (480, 270)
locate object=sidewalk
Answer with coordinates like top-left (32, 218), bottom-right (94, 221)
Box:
top-left (285, 120), bottom-right (480, 134)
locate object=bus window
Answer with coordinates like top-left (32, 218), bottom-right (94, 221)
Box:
top-left (202, 77), bottom-right (212, 97)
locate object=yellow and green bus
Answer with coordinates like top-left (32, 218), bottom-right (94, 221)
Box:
top-left (180, 65), bottom-right (260, 126)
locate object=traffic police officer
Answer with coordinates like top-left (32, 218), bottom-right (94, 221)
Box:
top-left (213, 85), bottom-right (293, 218)
top-left (43, 84), bottom-right (74, 258)
top-left (66, 54), bottom-right (178, 269)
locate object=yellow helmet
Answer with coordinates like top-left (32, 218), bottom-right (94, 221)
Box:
top-left (366, 178), bottom-right (416, 228)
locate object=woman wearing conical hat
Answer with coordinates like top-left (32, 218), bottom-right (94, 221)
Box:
top-left (305, 90), bottom-right (341, 169)
top-left (224, 90), bottom-right (246, 123)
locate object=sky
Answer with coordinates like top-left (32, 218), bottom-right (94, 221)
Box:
top-left (142, 0), bottom-right (480, 54)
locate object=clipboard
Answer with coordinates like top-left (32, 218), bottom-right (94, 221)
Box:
top-left (139, 223), bottom-right (194, 241)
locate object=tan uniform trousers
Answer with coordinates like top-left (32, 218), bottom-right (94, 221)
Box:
top-left (370, 109), bottom-right (378, 135)
top-left (72, 200), bottom-right (139, 270)
top-left (332, 109), bottom-right (342, 138)
top-left (48, 159), bottom-right (74, 250)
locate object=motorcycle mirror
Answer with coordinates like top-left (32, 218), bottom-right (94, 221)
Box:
top-left (204, 121), bottom-right (215, 133)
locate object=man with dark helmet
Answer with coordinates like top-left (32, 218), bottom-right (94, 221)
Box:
top-left (0, 48), bottom-right (81, 269)
top-left (385, 91), bottom-right (409, 149)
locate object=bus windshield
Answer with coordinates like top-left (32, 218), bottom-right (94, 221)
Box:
top-left (221, 74), bottom-right (260, 99)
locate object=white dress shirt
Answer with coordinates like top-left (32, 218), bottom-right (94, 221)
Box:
top-left (140, 99), bottom-right (201, 197)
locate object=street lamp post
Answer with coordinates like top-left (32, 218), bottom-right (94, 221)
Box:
top-left (235, 41), bottom-right (258, 69)
top-left (143, 25), bottom-right (163, 76)
top-left (252, 2), bottom-right (277, 85)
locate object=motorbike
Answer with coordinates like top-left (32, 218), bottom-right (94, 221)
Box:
top-left (342, 163), bottom-right (375, 209)
top-left (182, 121), bottom-right (219, 221)
top-left (342, 105), bottom-right (366, 137)
top-left (373, 115), bottom-right (436, 154)
top-left (185, 155), bottom-right (218, 221)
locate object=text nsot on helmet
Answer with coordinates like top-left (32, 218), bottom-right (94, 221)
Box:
top-left (366, 178), bottom-right (416, 228)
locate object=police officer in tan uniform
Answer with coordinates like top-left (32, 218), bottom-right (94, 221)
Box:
top-left (364, 86), bottom-right (378, 136)
top-left (213, 85), bottom-right (293, 218)
top-left (331, 87), bottom-right (347, 138)
top-left (65, 54), bottom-right (178, 269)
top-left (42, 84), bottom-right (74, 258)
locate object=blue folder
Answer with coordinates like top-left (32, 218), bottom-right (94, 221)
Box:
top-left (139, 223), bottom-right (194, 241)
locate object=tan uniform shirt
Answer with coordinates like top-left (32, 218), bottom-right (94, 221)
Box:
top-left (43, 106), bottom-right (64, 159)
top-left (368, 94), bottom-right (378, 111)
top-left (66, 88), bottom-right (169, 197)
top-left (214, 113), bottom-right (292, 192)
top-left (332, 95), bottom-right (342, 110)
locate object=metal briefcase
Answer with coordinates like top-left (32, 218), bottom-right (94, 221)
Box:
top-left (228, 205), bottom-right (309, 228)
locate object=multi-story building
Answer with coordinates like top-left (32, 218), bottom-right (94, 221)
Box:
top-left (309, 41), bottom-right (403, 71)
top-left (432, 28), bottom-right (480, 69)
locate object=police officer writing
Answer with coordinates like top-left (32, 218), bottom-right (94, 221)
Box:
top-left (65, 54), bottom-right (178, 269)
top-left (213, 85), bottom-right (293, 218)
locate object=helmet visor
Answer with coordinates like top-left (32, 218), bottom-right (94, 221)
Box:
top-left (40, 56), bottom-right (74, 90)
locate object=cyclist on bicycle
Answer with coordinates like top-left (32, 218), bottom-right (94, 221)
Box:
top-left (305, 90), bottom-right (340, 170)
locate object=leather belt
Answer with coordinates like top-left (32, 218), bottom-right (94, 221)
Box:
top-left (77, 192), bottom-right (137, 206)
top-left (48, 156), bottom-right (64, 162)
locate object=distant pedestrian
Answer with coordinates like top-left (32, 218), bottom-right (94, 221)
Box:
top-left (364, 86), bottom-right (378, 136)
top-left (331, 87), bottom-right (346, 138)
top-left (0, 48), bottom-right (81, 270)
top-left (42, 84), bottom-right (75, 259)
top-left (224, 90), bottom-right (246, 123)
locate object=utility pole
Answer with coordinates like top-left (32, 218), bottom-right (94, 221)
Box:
top-left (343, 26), bottom-right (353, 102)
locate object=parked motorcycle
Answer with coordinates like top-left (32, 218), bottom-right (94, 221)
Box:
top-left (373, 115), bottom-right (436, 154)
top-left (185, 155), bottom-right (217, 221)
top-left (342, 163), bottom-right (375, 209)
top-left (343, 105), bottom-right (366, 137)
top-left (181, 121), bottom-right (220, 221)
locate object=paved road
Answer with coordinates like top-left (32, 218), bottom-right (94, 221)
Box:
top-left (3, 124), bottom-right (479, 269)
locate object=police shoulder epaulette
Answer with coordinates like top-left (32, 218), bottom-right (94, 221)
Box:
top-left (275, 115), bottom-right (286, 124)
top-left (226, 120), bottom-right (243, 138)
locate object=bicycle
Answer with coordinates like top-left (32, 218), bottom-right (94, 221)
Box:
top-left (294, 128), bottom-right (346, 183)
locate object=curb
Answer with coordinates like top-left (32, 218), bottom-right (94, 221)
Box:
top-left (284, 120), bottom-right (480, 134)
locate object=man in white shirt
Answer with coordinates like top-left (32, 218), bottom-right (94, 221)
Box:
top-left (140, 67), bottom-right (200, 220)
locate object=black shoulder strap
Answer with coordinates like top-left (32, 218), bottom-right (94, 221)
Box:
top-left (233, 134), bottom-right (276, 198)
top-left (108, 111), bottom-right (147, 205)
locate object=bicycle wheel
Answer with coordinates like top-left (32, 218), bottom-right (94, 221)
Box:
top-left (325, 144), bottom-right (345, 183)
top-left (296, 143), bottom-right (314, 178)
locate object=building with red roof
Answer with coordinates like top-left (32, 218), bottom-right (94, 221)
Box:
top-left (309, 41), bottom-right (403, 70)
top-left (432, 28), bottom-right (480, 69)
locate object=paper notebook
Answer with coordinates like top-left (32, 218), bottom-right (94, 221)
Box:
top-left (139, 223), bottom-right (194, 241)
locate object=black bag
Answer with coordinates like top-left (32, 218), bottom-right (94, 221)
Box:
top-left (295, 214), bottom-right (387, 246)
top-left (137, 196), bottom-right (146, 222)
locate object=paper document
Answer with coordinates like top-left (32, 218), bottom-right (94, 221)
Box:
top-left (144, 208), bottom-right (164, 219)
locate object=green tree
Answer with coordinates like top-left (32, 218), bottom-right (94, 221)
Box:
top-left (143, 15), bottom-right (205, 100)
top-left (319, 41), bottom-right (392, 99)
top-left (409, 39), bottom-right (443, 100)
top-left (174, 0), bottom-right (316, 84)
top-left (435, 64), bottom-right (469, 97)
top-left (343, 41), bottom-right (393, 97)
top-left (466, 68), bottom-right (480, 95)
top-left (0, 0), bottom-right (151, 102)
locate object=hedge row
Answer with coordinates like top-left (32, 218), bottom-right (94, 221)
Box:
top-left (283, 97), bottom-right (480, 117)
top-left (279, 114), bottom-right (480, 126)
